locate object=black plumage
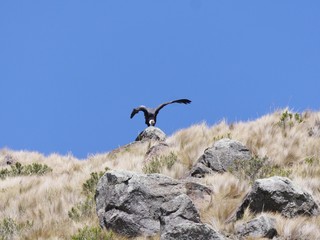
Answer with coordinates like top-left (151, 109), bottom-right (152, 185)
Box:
top-left (130, 99), bottom-right (191, 126)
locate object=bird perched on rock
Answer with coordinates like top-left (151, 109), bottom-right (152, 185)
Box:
top-left (130, 99), bottom-right (191, 126)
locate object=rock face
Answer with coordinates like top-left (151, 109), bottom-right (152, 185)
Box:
top-left (95, 170), bottom-right (213, 237)
top-left (189, 138), bottom-right (252, 177)
top-left (235, 176), bottom-right (319, 219)
top-left (144, 142), bottom-right (170, 163)
top-left (160, 194), bottom-right (225, 240)
top-left (135, 126), bottom-right (166, 141)
top-left (235, 215), bottom-right (277, 239)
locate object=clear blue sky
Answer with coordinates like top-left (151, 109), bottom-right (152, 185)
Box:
top-left (1, 1), bottom-right (319, 159)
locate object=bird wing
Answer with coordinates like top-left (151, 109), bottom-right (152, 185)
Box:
top-left (130, 106), bottom-right (149, 119)
top-left (154, 99), bottom-right (191, 115)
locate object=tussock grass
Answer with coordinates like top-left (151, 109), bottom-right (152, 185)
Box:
top-left (1, 109), bottom-right (320, 239)
top-left (200, 173), bottom-right (249, 233)
top-left (251, 213), bottom-right (320, 240)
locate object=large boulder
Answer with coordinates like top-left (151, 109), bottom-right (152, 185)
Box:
top-left (235, 215), bottom-right (277, 239)
top-left (189, 138), bottom-right (252, 177)
top-left (235, 176), bottom-right (319, 219)
top-left (135, 126), bottom-right (166, 141)
top-left (95, 170), bottom-right (213, 237)
top-left (160, 194), bottom-right (225, 240)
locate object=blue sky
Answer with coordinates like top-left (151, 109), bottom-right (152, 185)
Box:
top-left (1, 1), bottom-right (319, 159)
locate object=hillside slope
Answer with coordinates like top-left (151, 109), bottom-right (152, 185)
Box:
top-left (1, 109), bottom-right (320, 239)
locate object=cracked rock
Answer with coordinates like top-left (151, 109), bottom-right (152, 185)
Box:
top-left (189, 138), bottom-right (252, 177)
top-left (95, 170), bottom-right (213, 237)
top-left (160, 194), bottom-right (226, 240)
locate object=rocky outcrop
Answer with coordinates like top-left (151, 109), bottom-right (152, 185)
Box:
top-left (235, 176), bottom-right (319, 219)
top-left (235, 215), bottom-right (277, 239)
top-left (189, 138), bottom-right (252, 177)
top-left (160, 194), bottom-right (225, 240)
top-left (135, 126), bottom-right (166, 141)
top-left (95, 170), bottom-right (213, 237)
top-left (144, 142), bottom-right (170, 163)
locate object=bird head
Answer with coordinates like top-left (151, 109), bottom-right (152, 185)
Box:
top-left (149, 119), bottom-right (155, 126)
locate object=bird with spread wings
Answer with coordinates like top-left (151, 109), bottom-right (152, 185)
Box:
top-left (130, 99), bottom-right (191, 127)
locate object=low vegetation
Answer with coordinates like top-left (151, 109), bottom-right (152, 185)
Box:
top-left (143, 152), bottom-right (177, 174)
top-left (229, 156), bottom-right (292, 183)
top-left (0, 162), bottom-right (52, 180)
top-left (0, 217), bottom-right (33, 240)
top-left (68, 169), bottom-right (108, 222)
top-left (71, 226), bottom-right (114, 240)
top-left (1, 109), bottom-right (320, 239)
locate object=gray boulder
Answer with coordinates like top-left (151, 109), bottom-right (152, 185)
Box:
top-left (136, 126), bottom-right (166, 141)
top-left (235, 176), bottom-right (319, 219)
top-left (144, 142), bottom-right (170, 163)
top-left (95, 170), bottom-right (213, 237)
top-left (189, 138), bottom-right (252, 177)
top-left (188, 162), bottom-right (214, 177)
top-left (235, 215), bottom-right (277, 239)
top-left (160, 194), bottom-right (225, 240)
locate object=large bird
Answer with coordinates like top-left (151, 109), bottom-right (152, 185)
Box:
top-left (130, 99), bottom-right (191, 126)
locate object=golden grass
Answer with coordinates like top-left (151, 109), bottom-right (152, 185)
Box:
top-left (1, 109), bottom-right (320, 239)
top-left (199, 173), bottom-right (249, 234)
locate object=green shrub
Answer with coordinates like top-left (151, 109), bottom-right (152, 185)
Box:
top-left (305, 157), bottom-right (317, 165)
top-left (71, 226), bottom-right (113, 240)
top-left (68, 198), bottom-right (95, 221)
top-left (165, 153), bottom-right (177, 169)
top-left (294, 113), bottom-right (303, 123)
top-left (230, 156), bottom-right (291, 183)
top-left (0, 218), bottom-right (33, 240)
top-left (0, 162), bottom-right (52, 180)
top-left (259, 165), bottom-right (292, 179)
top-left (0, 218), bottom-right (17, 240)
top-left (69, 168), bottom-right (110, 222)
top-left (24, 163), bottom-right (52, 175)
top-left (10, 162), bottom-right (24, 176)
top-left (143, 158), bottom-right (162, 174)
top-left (278, 110), bottom-right (303, 130)
top-left (0, 169), bottom-right (10, 180)
top-left (230, 156), bottom-right (267, 182)
top-left (143, 152), bottom-right (177, 174)
top-left (82, 171), bottom-right (105, 198)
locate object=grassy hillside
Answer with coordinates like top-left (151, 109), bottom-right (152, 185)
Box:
top-left (1, 109), bottom-right (320, 239)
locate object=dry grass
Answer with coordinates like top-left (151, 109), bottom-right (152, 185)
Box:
top-left (1, 109), bottom-right (320, 239)
top-left (199, 173), bottom-right (249, 234)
